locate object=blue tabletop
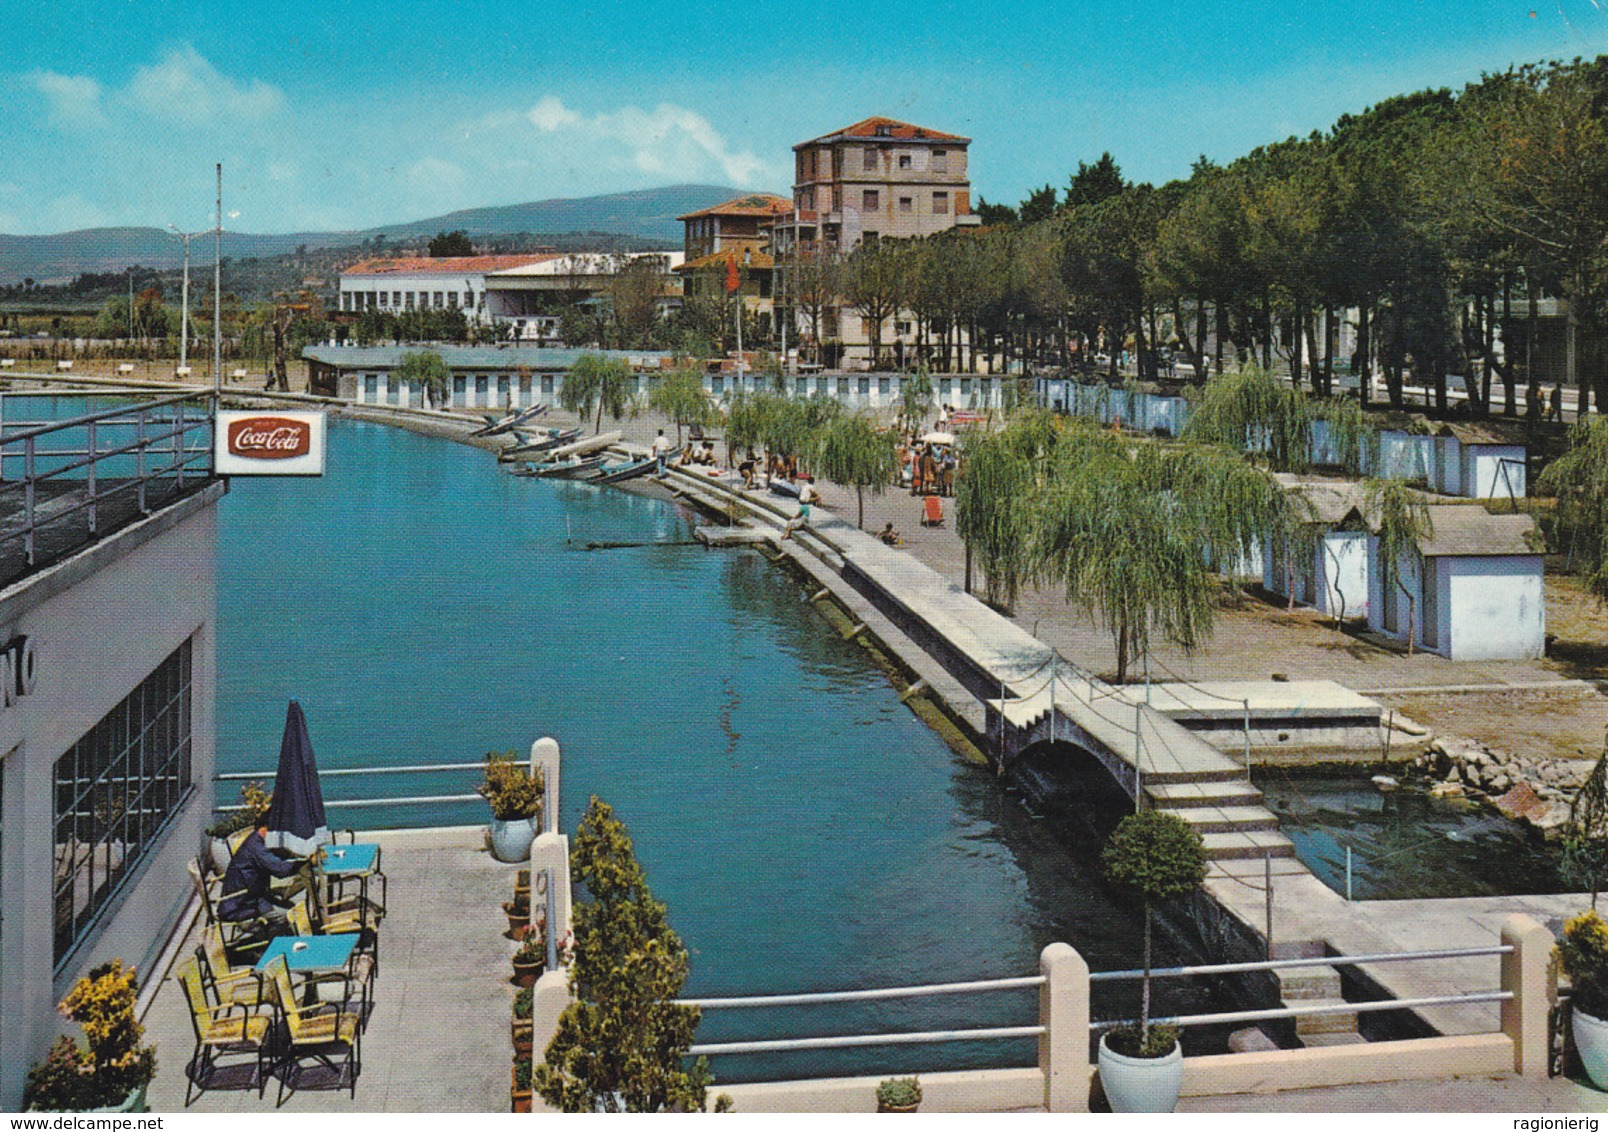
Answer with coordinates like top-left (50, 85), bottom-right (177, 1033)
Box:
top-left (256, 934), bottom-right (358, 972)
top-left (321, 843), bottom-right (378, 875)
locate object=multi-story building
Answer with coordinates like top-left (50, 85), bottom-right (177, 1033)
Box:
top-left (678, 194), bottom-right (792, 262)
top-left (772, 116), bottom-right (978, 368)
top-left (779, 116), bottom-right (975, 253)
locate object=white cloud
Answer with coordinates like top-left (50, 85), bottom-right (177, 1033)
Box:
top-left (127, 46), bottom-right (285, 125)
top-left (523, 96), bottom-right (775, 186)
top-left (34, 71), bottom-right (106, 128)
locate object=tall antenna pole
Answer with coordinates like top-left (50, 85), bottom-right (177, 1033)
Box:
top-left (213, 163), bottom-right (222, 396)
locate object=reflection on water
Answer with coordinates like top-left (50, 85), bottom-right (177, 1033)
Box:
top-left (1257, 771), bottom-right (1566, 900)
top-left (213, 415), bottom-right (1241, 1082)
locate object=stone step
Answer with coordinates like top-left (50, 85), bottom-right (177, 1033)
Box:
top-left (1199, 830), bottom-right (1296, 860)
top-left (1274, 965), bottom-right (1344, 1000)
top-left (1299, 1031), bottom-right (1368, 1048)
top-left (1292, 998), bottom-right (1360, 1035)
top-left (1145, 780), bottom-right (1264, 809)
top-left (1143, 766), bottom-right (1254, 787)
top-left (1167, 806), bottom-right (1281, 834)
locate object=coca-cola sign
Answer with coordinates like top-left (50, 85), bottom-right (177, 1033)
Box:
top-left (215, 410), bottom-right (326, 476)
top-left (227, 417), bottom-right (311, 459)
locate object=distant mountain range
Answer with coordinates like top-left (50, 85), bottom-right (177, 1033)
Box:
top-left (0, 184), bottom-right (747, 283)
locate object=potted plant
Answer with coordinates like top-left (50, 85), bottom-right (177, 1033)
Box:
top-left (1096, 810), bottom-right (1208, 1113)
top-left (512, 1056), bottom-right (533, 1113)
top-left (513, 986), bottom-right (534, 1056)
top-left (202, 781), bottom-right (271, 873)
top-left (514, 868), bottom-right (532, 903)
top-left (875, 1076), bottom-right (922, 1113)
top-left (477, 750), bottom-right (544, 863)
top-left (512, 933), bottom-right (546, 989)
top-left (23, 961), bottom-right (157, 1112)
top-left (1561, 910), bottom-right (1608, 1087)
top-left (504, 891), bottom-right (530, 939)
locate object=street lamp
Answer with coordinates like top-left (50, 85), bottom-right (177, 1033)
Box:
top-left (167, 223), bottom-right (206, 376)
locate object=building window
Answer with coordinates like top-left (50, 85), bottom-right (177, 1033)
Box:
top-left (932, 149), bottom-right (949, 172)
top-left (899, 197), bottom-right (913, 213)
top-left (961, 377), bottom-right (973, 397)
top-left (796, 377), bottom-right (810, 397)
top-left (378, 292), bottom-right (388, 308)
top-left (863, 147), bottom-right (878, 170)
top-left (541, 375), bottom-right (554, 396)
top-left (433, 292), bottom-right (444, 307)
top-left (393, 292), bottom-right (402, 307)
top-left (711, 375), bottom-right (724, 395)
top-left (898, 154), bottom-right (912, 169)
top-left (858, 376), bottom-right (871, 395)
top-left (836, 377), bottom-right (849, 397)
top-left (453, 375), bottom-right (467, 406)
top-left (463, 291), bottom-right (473, 308)
top-left (862, 190), bottom-right (879, 211)
top-left (940, 377), bottom-right (953, 398)
top-left (54, 638), bottom-right (194, 966)
top-left (364, 374), bottom-right (378, 399)
top-left (875, 124), bottom-right (892, 137)
top-left (879, 376), bottom-right (891, 395)
top-left (933, 192), bottom-right (949, 214)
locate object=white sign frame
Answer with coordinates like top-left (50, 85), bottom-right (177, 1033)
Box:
top-left (214, 410), bottom-right (327, 476)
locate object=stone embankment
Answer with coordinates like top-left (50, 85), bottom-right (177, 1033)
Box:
top-left (1410, 735), bottom-right (1592, 837)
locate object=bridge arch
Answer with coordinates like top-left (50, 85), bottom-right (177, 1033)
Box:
top-left (1006, 739), bottom-right (1136, 833)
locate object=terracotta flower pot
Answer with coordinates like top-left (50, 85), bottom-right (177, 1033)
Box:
top-left (512, 957), bottom-right (543, 989)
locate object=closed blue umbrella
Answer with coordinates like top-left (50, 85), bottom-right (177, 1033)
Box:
top-left (265, 700), bottom-right (331, 856)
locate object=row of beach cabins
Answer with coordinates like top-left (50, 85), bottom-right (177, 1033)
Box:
top-left (1043, 378), bottom-right (1545, 662)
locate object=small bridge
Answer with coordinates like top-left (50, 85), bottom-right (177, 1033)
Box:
top-left (837, 541), bottom-right (1294, 863)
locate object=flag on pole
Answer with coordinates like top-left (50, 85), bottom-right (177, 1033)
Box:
top-left (725, 252), bottom-right (740, 294)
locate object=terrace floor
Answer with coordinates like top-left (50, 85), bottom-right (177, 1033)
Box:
top-left (141, 826), bottom-right (519, 1113)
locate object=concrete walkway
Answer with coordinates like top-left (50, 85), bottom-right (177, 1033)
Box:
top-left (142, 826), bottom-right (517, 1113)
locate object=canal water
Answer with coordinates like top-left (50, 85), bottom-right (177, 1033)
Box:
top-left (207, 413), bottom-right (1232, 1081)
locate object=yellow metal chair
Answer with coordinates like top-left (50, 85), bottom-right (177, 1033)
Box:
top-left (188, 856), bottom-right (270, 960)
top-left (263, 954), bottom-right (362, 1105)
top-left (177, 957), bottom-right (273, 1105)
top-left (198, 929), bottom-right (268, 1007)
top-left (286, 901), bottom-right (375, 1014)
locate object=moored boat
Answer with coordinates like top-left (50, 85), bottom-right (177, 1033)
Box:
top-left (594, 455), bottom-right (659, 485)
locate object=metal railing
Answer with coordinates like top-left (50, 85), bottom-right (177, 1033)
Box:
top-left (0, 393), bottom-right (215, 568)
top-left (676, 975), bottom-right (1046, 1058)
top-left (1089, 943), bottom-right (1514, 1033)
top-left (214, 760), bottom-right (488, 812)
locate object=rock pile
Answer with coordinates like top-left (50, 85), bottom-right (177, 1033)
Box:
top-left (1410, 735), bottom-right (1591, 838)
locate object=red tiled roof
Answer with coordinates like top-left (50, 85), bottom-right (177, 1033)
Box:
top-left (674, 249), bottom-right (776, 273)
top-left (343, 255), bottom-right (558, 276)
top-left (677, 194), bottom-right (793, 221)
top-left (797, 116), bottom-right (969, 148)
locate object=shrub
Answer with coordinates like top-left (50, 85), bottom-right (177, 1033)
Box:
top-left (875, 1076), bottom-right (922, 1109)
top-left (477, 751), bottom-right (544, 822)
top-left (514, 987), bottom-right (534, 1020)
top-left (23, 961), bottom-right (156, 1111)
top-left (1561, 910), bottom-right (1608, 1017)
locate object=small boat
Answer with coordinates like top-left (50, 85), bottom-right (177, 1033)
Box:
top-left (502, 427), bottom-right (581, 457)
top-left (471, 403), bottom-right (548, 437)
top-left (512, 454), bottom-right (608, 479)
top-left (594, 455), bottom-right (659, 485)
top-left (769, 478), bottom-right (801, 500)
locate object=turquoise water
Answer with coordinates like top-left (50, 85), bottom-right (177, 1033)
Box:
top-left (203, 414), bottom-right (1245, 1079)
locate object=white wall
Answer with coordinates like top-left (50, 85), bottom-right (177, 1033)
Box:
top-left (1464, 446), bottom-right (1528, 502)
top-left (1444, 555), bottom-right (1545, 660)
top-left (1315, 531), bottom-right (1369, 619)
top-left (0, 494), bottom-right (218, 1109)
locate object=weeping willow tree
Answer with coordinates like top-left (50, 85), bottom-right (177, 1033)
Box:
top-left (900, 368), bottom-right (935, 427)
top-left (1364, 478), bottom-right (1434, 653)
top-left (816, 413), bottom-right (898, 530)
top-left (723, 390), bottom-right (778, 460)
top-left (954, 412), bottom-right (1060, 607)
top-left (1182, 365), bottom-right (1312, 472)
top-left (562, 354), bottom-right (635, 434)
top-left (1540, 416), bottom-right (1608, 600)
top-left (1166, 442), bottom-right (1303, 598)
top-left (760, 395), bottom-right (842, 474)
top-left (1032, 430), bottom-right (1221, 682)
top-left (1312, 397), bottom-right (1380, 478)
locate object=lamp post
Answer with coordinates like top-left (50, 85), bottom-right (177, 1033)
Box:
top-left (213, 163), bottom-right (222, 396)
top-left (167, 224), bottom-right (205, 376)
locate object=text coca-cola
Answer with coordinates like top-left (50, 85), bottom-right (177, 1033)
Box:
top-left (227, 417), bottom-right (311, 459)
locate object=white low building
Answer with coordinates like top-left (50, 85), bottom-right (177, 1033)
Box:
top-left (1263, 478), bottom-right (1371, 621)
top-left (1367, 506), bottom-right (1545, 660)
top-left (337, 255), bottom-right (558, 326)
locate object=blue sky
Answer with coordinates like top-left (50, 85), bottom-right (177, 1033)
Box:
top-left (3, 0), bottom-right (1606, 235)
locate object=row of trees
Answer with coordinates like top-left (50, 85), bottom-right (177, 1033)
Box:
top-left (772, 54), bottom-right (1608, 408)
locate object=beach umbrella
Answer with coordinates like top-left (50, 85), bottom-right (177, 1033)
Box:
top-left (264, 700), bottom-right (331, 856)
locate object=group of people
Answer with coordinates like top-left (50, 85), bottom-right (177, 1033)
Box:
top-left (899, 436), bottom-right (959, 497)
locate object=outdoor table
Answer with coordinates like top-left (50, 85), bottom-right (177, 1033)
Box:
top-left (322, 843), bottom-right (378, 876)
top-left (256, 933), bottom-right (358, 974)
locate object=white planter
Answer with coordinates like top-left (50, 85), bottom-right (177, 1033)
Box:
top-left (489, 816), bottom-right (537, 863)
top-left (1574, 1004), bottom-right (1608, 1089)
top-left (1098, 1032), bottom-right (1184, 1113)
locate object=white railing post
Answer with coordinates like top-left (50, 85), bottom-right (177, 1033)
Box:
top-left (530, 967), bottom-right (574, 1113)
top-left (530, 736), bottom-right (561, 836)
top-left (1501, 913), bottom-right (1556, 1077)
top-left (1039, 942), bottom-right (1090, 1113)
top-left (530, 832), bottom-right (572, 944)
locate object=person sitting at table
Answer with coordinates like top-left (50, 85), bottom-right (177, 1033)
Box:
top-left (218, 823), bottom-right (303, 939)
